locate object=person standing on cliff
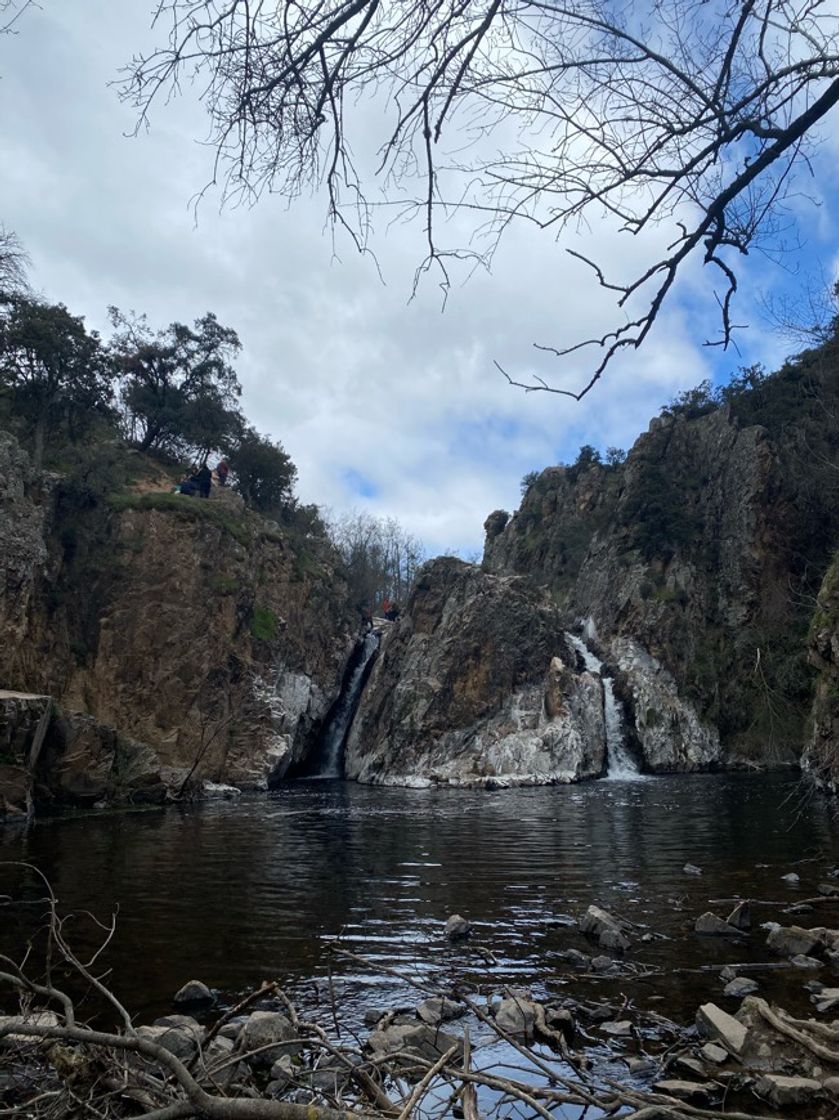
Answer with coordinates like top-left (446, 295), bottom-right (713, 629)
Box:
top-left (196, 461), bottom-right (212, 499)
top-left (216, 458), bottom-right (229, 487)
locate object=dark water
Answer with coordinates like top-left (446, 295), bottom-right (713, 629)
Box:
top-left (1, 774), bottom-right (838, 1028)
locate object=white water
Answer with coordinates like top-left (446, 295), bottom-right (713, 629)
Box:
top-left (317, 630), bottom-right (380, 777)
top-left (564, 631), bottom-right (644, 780)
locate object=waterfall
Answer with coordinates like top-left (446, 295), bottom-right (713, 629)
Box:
top-left (564, 631), bottom-right (644, 780)
top-left (314, 630), bottom-right (380, 778)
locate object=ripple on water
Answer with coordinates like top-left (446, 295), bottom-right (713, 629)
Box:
top-left (0, 773), bottom-right (837, 1026)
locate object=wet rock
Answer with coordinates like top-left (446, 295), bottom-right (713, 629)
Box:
top-left (557, 948), bottom-right (590, 968)
top-left (781, 872), bottom-right (801, 884)
top-left (754, 1074), bottom-right (822, 1107)
top-left (786, 903), bottom-right (814, 914)
top-left (600, 1020), bottom-right (633, 1037)
top-left (627, 1057), bottom-right (658, 1075)
top-left (495, 997), bottom-right (538, 1037)
top-left (673, 1056), bottom-right (707, 1078)
top-left (198, 1036), bottom-right (242, 1089)
top-left (237, 1011), bottom-right (301, 1068)
top-left (445, 914), bottom-right (472, 941)
top-left (136, 1023), bottom-right (200, 1062)
top-left (368, 1022), bottom-right (462, 1065)
top-left (417, 997), bottom-right (466, 1025)
top-left (545, 1008), bottom-right (575, 1043)
top-left (723, 977), bottom-right (758, 998)
top-left (683, 863), bottom-right (702, 876)
top-left (790, 953), bottom-right (822, 969)
top-left (653, 1079), bottom-right (714, 1103)
top-left (173, 980), bottom-right (213, 1006)
top-left (700, 1042), bottom-right (729, 1064)
top-left (720, 965), bottom-right (739, 982)
top-left (695, 912), bottom-right (746, 937)
top-left (153, 1014), bottom-right (203, 1034)
top-left (550, 914), bottom-right (578, 928)
top-left (580, 905), bottom-right (631, 952)
top-left (267, 1054), bottom-right (295, 1090)
top-left (814, 988), bottom-right (839, 1013)
top-left (766, 925), bottom-right (822, 957)
top-left (695, 1003), bottom-right (748, 1055)
top-left (364, 1008), bottom-right (385, 1028)
top-left (590, 955), bottom-right (621, 974)
top-left (818, 882), bottom-right (839, 897)
top-left (725, 901), bottom-right (751, 931)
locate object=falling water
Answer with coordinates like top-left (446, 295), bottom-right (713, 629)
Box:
top-left (315, 629), bottom-right (380, 778)
top-left (564, 631), bottom-right (644, 780)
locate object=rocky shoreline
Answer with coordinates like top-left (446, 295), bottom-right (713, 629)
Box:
top-left (3, 865), bottom-right (839, 1118)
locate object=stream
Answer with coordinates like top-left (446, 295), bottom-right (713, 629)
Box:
top-left (1, 774), bottom-right (838, 1030)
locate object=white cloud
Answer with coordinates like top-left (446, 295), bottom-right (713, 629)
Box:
top-left (1, 1), bottom-right (837, 555)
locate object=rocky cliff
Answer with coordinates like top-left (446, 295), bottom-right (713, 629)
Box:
top-left (0, 432), bottom-right (356, 814)
top-left (484, 349), bottom-right (839, 771)
top-left (343, 558), bottom-right (608, 786)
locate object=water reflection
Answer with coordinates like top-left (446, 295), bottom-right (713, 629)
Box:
top-left (1, 774), bottom-right (837, 1024)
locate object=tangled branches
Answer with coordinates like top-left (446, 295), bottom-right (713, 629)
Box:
top-left (118, 0), bottom-right (839, 396)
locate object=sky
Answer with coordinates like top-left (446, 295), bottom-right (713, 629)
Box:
top-left (2, 2), bottom-right (839, 556)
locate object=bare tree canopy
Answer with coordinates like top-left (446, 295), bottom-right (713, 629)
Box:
top-left (0, 226), bottom-right (29, 296)
top-left (118, 0), bottom-right (839, 397)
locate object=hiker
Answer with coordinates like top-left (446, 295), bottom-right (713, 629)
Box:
top-left (216, 459), bottom-right (230, 487)
top-left (384, 601), bottom-right (400, 621)
top-left (196, 462), bottom-right (212, 499)
top-left (176, 473), bottom-right (198, 497)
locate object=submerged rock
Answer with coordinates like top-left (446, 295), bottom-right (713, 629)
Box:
top-left (580, 905), bottom-right (631, 952)
top-left (445, 914), bottom-right (472, 941)
top-left (695, 912), bottom-right (746, 937)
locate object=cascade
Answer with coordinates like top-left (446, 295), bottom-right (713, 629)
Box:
top-left (313, 629), bottom-right (380, 778)
top-left (564, 630), bottom-right (644, 780)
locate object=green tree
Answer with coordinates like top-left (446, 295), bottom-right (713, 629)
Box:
top-left (0, 294), bottom-right (115, 468)
top-left (110, 308), bottom-right (242, 459)
top-left (228, 426), bottom-right (297, 514)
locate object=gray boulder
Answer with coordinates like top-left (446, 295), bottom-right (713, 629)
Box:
top-left (580, 905), bottom-right (631, 952)
top-left (695, 912), bottom-right (746, 937)
top-left (723, 977), bottom-right (758, 998)
top-left (725, 901), bottom-right (751, 931)
top-left (173, 980), bottom-right (213, 1006)
top-left (495, 997), bottom-right (538, 1037)
top-left (368, 1022), bottom-right (462, 1066)
top-left (755, 1074), bottom-right (822, 1108)
top-left (766, 925), bottom-right (823, 957)
top-left (417, 997), bottom-right (466, 1025)
top-left (445, 914), bottom-right (472, 941)
top-left (237, 1011), bottom-right (301, 1068)
top-left (695, 1003), bottom-right (748, 1055)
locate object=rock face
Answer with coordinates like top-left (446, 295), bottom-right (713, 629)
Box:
top-left (344, 558), bottom-right (607, 787)
top-left (0, 431), bottom-right (356, 809)
top-left (484, 373), bottom-right (839, 769)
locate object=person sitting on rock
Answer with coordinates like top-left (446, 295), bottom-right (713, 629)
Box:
top-left (175, 473), bottom-right (198, 496)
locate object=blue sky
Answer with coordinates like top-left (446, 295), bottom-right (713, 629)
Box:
top-left (1, 2), bottom-right (838, 555)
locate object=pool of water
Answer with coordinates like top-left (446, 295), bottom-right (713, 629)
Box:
top-left (1, 774), bottom-right (838, 1028)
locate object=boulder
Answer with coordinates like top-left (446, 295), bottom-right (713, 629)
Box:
top-left (754, 1074), bottom-right (822, 1108)
top-left (766, 925), bottom-right (822, 957)
top-left (445, 914), bottom-right (472, 941)
top-left (699, 1042), bottom-right (729, 1064)
top-left (600, 1020), bottom-right (633, 1037)
top-left (653, 1079), bottom-right (714, 1103)
top-left (814, 988), bottom-right (839, 1013)
top-left (417, 998), bottom-right (465, 1025)
top-left (723, 977), bottom-right (758, 998)
top-left (695, 912), bottom-right (746, 937)
top-left (173, 980), bottom-right (213, 1006)
top-left (580, 905), bottom-right (631, 952)
top-left (367, 1022), bottom-right (462, 1066)
top-left (136, 1023), bottom-right (200, 1062)
top-left (781, 872), bottom-right (801, 884)
top-left (790, 954), bottom-right (822, 969)
top-left (495, 997), bottom-right (538, 1037)
top-left (237, 1011), bottom-right (301, 1068)
top-left (695, 1003), bottom-right (748, 1055)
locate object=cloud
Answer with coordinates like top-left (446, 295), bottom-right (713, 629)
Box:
top-left (1, 1), bottom-right (837, 554)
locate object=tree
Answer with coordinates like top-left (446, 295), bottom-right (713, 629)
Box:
top-left (120, 0), bottom-right (839, 398)
top-left (328, 510), bottom-right (426, 609)
top-left (228, 425), bottom-right (298, 514)
top-left (0, 225), bottom-right (29, 296)
top-left (110, 307), bottom-right (242, 459)
top-left (0, 295), bottom-right (116, 468)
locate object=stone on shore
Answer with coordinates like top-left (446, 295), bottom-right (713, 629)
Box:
top-left (136, 1022), bottom-right (200, 1061)
top-left (417, 997), bottom-right (466, 1025)
top-left (695, 1003), bottom-right (748, 1055)
top-left (754, 1074), bottom-right (822, 1107)
top-left (495, 997), bottom-right (538, 1037)
top-left (237, 1011), bottom-right (301, 1068)
top-left (723, 977), bottom-right (758, 998)
top-left (695, 912), bottom-right (746, 937)
top-left (700, 1042), bottom-right (729, 1063)
top-left (653, 1079), bottom-right (714, 1103)
top-left (368, 1021), bottom-right (462, 1065)
top-left (814, 988), bottom-right (839, 1013)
